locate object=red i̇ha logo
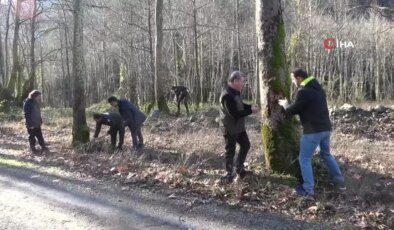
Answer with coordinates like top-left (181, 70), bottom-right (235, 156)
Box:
top-left (14, 0), bottom-right (37, 20)
top-left (324, 37), bottom-right (354, 50)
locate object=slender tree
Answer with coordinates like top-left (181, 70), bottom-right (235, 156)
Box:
top-left (8, 0), bottom-right (22, 97)
top-left (21, 2), bottom-right (39, 101)
top-left (71, 0), bottom-right (89, 145)
top-left (154, 0), bottom-right (170, 112)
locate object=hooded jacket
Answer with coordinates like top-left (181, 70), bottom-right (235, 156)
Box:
top-left (285, 78), bottom-right (332, 134)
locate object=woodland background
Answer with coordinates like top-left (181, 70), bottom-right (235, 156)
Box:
top-left (0, 0), bottom-right (393, 109)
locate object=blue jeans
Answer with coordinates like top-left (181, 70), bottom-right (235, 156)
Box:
top-left (299, 131), bottom-right (344, 194)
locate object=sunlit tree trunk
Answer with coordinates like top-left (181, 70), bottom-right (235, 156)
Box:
top-left (72, 0), bottom-right (89, 145)
top-left (154, 0), bottom-right (169, 112)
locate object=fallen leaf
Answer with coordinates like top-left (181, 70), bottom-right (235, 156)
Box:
top-left (178, 166), bottom-right (188, 175)
top-left (307, 206), bottom-right (318, 213)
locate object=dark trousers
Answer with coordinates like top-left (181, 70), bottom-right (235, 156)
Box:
top-left (110, 128), bottom-right (125, 148)
top-left (224, 131), bottom-right (250, 175)
top-left (27, 127), bottom-right (46, 149)
top-left (176, 96), bottom-right (189, 115)
top-left (126, 125), bottom-right (143, 147)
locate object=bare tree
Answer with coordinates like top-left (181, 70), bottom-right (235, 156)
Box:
top-left (71, 0), bottom-right (89, 145)
top-left (8, 0), bottom-right (22, 97)
top-left (21, 2), bottom-right (40, 100)
top-left (154, 0), bottom-right (170, 112)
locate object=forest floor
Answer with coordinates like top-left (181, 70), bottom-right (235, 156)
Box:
top-left (0, 102), bottom-right (393, 229)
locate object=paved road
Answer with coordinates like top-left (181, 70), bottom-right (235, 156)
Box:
top-left (0, 164), bottom-right (324, 230)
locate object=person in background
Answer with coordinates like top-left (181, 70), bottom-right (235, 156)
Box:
top-left (23, 90), bottom-right (48, 154)
top-left (171, 86), bottom-right (190, 116)
top-left (278, 68), bottom-right (345, 200)
top-left (107, 96), bottom-right (146, 151)
top-left (93, 112), bottom-right (125, 151)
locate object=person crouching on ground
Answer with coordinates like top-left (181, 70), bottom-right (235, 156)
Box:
top-left (23, 90), bottom-right (48, 154)
top-left (93, 112), bottom-right (125, 151)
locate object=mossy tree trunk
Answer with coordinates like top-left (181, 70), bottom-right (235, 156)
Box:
top-left (71, 0), bottom-right (89, 146)
top-left (154, 0), bottom-right (169, 113)
top-left (256, 0), bottom-right (301, 176)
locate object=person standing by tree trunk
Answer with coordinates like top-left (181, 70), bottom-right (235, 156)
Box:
top-left (23, 90), bottom-right (48, 154)
top-left (278, 68), bottom-right (345, 200)
top-left (219, 71), bottom-right (260, 184)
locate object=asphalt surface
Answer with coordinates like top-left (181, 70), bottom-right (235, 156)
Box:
top-left (0, 163), bottom-right (325, 230)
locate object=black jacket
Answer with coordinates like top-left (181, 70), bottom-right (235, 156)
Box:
top-left (94, 113), bottom-right (124, 138)
top-left (285, 79), bottom-right (332, 134)
top-left (118, 99), bottom-right (146, 128)
top-left (23, 98), bottom-right (42, 128)
top-left (219, 86), bottom-right (252, 135)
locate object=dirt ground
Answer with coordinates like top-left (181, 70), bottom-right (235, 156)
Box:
top-left (0, 104), bottom-right (393, 229)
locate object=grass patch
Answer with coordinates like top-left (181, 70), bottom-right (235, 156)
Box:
top-left (0, 157), bottom-right (37, 169)
top-left (0, 155), bottom-right (69, 178)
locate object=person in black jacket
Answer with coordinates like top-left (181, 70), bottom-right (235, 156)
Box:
top-left (278, 68), bottom-right (345, 199)
top-left (219, 71), bottom-right (260, 183)
top-left (23, 90), bottom-right (48, 154)
top-left (93, 112), bottom-right (125, 150)
top-left (107, 96), bottom-right (147, 151)
top-left (171, 86), bottom-right (190, 116)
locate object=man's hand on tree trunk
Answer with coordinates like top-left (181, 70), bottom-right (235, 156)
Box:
top-left (278, 99), bottom-right (289, 109)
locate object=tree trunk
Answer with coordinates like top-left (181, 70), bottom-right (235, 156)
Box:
top-left (4, 0), bottom-right (12, 87)
top-left (256, 0), bottom-right (300, 176)
top-left (21, 5), bottom-right (38, 101)
top-left (60, 2), bottom-right (72, 107)
top-left (72, 0), bottom-right (89, 145)
top-left (154, 0), bottom-right (169, 113)
top-left (192, 0), bottom-right (201, 108)
top-left (254, 34), bottom-right (260, 105)
top-left (235, 0), bottom-right (241, 69)
top-left (0, 25), bottom-right (4, 85)
top-left (147, 0), bottom-right (155, 109)
top-left (8, 0), bottom-right (22, 97)
top-left (39, 42), bottom-right (45, 104)
top-left (0, 0), bottom-right (5, 85)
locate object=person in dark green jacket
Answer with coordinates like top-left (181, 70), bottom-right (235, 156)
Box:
top-left (23, 90), bottom-right (48, 154)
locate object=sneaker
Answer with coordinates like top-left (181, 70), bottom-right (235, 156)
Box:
top-left (294, 185), bottom-right (316, 200)
top-left (220, 173), bottom-right (234, 184)
top-left (330, 181), bottom-right (347, 192)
